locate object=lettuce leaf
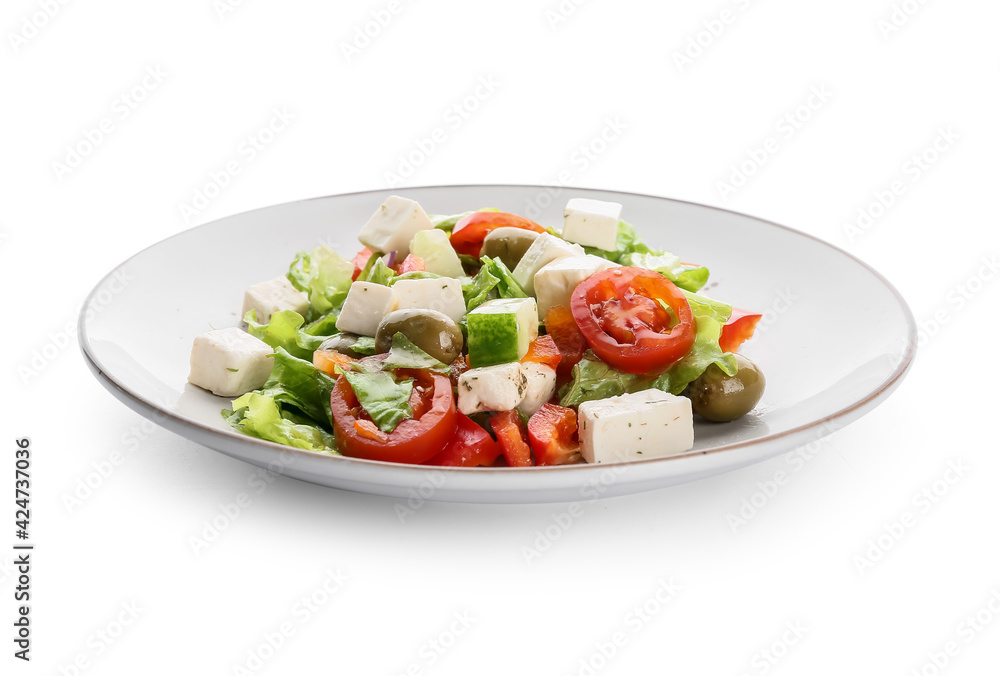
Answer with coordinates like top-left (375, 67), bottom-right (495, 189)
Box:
top-left (650, 291), bottom-right (737, 394)
top-left (381, 333), bottom-right (450, 373)
top-left (224, 394), bottom-right (338, 454)
top-left (236, 347), bottom-right (337, 427)
top-left (619, 251), bottom-right (709, 293)
top-left (462, 256), bottom-right (527, 312)
top-left (358, 256), bottom-right (397, 286)
top-left (244, 309), bottom-right (328, 360)
top-left (559, 352), bottom-right (645, 408)
top-left (342, 371), bottom-right (413, 433)
top-left (287, 245), bottom-right (353, 319)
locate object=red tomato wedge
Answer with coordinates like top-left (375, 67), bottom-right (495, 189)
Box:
top-left (351, 247), bottom-right (373, 281)
top-left (449, 211), bottom-right (546, 258)
top-left (425, 414), bottom-right (502, 467)
top-left (544, 305), bottom-right (588, 381)
top-left (521, 335), bottom-right (562, 371)
top-left (490, 410), bottom-right (533, 467)
top-left (527, 404), bottom-right (581, 466)
top-left (719, 307), bottom-right (762, 353)
top-left (570, 267), bottom-right (695, 375)
top-left (396, 254), bottom-right (424, 274)
top-left (330, 371), bottom-right (457, 464)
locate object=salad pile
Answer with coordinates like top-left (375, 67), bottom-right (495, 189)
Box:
top-left (187, 195), bottom-right (765, 467)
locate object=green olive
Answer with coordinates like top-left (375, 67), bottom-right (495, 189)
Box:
top-left (317, 333), bottom-right (365, 359)
top-left (684, 354), bottom-right (766, 422)
top-left (375, 309), bottom-right (464, 364)
top-left (482, 227), bottom-right (541, 270)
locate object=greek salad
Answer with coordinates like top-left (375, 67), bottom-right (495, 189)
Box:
top-left (188, 196), bottom-right (765, 467)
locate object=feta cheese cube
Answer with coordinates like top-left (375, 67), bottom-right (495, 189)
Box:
top-left (534, 255), bottom-right (619, 318)
top-left (466, 297), bottom-right (539, 367)
top-left (188, 327), bottom-right (274, 397)
top-left (511, 233), bottom-right (585, 295)
top-left (562, 198), bottom-right (622, 251)
top-left (392, 277), bottom-right (466, 324)
top-left (457, 362), bottom-right (527, 415)
top-left (335, 282), bottom-right (397, 337)
top-left (517, 363), bottom-right (557, 416)
top-left (358, 195), bottom-right (434, 256)
top-left (578, 389), bottom-right (694, 464)
top-left (241, 276), bottom-right (309, 324)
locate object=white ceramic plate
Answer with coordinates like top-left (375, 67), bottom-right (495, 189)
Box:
top-left (80, 185), bottom-right (915, 503)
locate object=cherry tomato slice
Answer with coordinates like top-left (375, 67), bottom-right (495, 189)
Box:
top-left (352, 247), bottom-right (373, 281)
top-left (570, 267), bottom-right (695, 375)
top-left (425, 413), bottom-right (502, 467)
top-left (396, 254), bottom-right (424, 275)
top-left (449, 211), bottom-right (546, 258)
top-left (719, 307), bottom-right (762, 353)
top-left (330, 370), bottom-right (457, 464)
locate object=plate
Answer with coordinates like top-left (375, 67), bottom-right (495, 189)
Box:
top-left (79, 185), bottom-right (916, 503)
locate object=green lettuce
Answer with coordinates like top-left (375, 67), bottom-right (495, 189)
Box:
top-left (559, 352), bottom-right (645, 408)
top-left (244, 309), bottom-right (329, 360)
top-left (650, 291), bottom-right (737, 394)
top-left (462, 256), bottom-right (527, 312)
top-left (287, 245), bottom-right (353, 319)
top-left (224, 394), bottom-right (338, 454)
top-left (222, 348), bottom-right (340, 453)
top-left (342, 371), bottom-right (413, 433)
top-left (619, 251), bottom-right (709, 293)
top-left (381, 333), bottom-right (450, 373)
top-left (358, 255), bottom-right (397, 286)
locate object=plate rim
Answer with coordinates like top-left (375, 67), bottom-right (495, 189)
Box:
top-left (78, 183), bottom-right (917, 476)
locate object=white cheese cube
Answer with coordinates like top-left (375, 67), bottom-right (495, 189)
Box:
top-left (242, 276), bottom-right (309, 324)
top-left (511, 233), bottom-right (585, 295)
top-left (392, 277), bottom-right (467, 324)
top-left (188, 328), bottom-right (274, 397)
top-left (517, 363), bottom-right (557, 416)
top-left (578, 389), bottom-right (694, 464)
top-left (335, 282), bottom-right (397, 337)
top-left (562, 198), bottom-right (622, 251)
top-left (534, 255), bottom-right (619, 318)
top-left (358, 195), bottom-right (434, 256)
top-left (409, 228), bottom-right (466, 278)
top-left (458, 362), bottom-right (527, 415)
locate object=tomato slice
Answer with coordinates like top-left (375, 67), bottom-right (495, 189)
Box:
top-left (449, 211), bottom-right (546, 258)
top-left (544, 305), bottom-right (588, 381)
top-left (521, 335), bottom-right (562, 371)
top-left (425, 413), bottom-right (502, 467)
top-left (352, 247), bottom-right (373, 281)
top-left (330, 370), bottom-right (457, 464)
top-left (396, 254), bottom-right (424, 275)
top-left (570, 267), bottom-right (695, 375)
top-left (719, 307), bottom-right (762, 353)
top-left (527, 403), bottom-right (581, 466)
top-left (490, 410), bottom-right (533, 467)
top-left (313, 350), bottom-right (355, 377)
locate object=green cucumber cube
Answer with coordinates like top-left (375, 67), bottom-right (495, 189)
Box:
top-left (467, 297), bottom-right (539, 367)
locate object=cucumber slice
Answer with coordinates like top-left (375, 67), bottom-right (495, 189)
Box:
top-left (410, 229), bottom-right (465, 278)
top-left (467, 297), bottom-right (539, 367)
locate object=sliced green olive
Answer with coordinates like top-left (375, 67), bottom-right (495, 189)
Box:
top-left (482, 227), bottom-right (541, 270)
top-left (317, 333), bottom-right (364, 359)
top-left (375, 309), bottom-right (464, 364)
top-left (684, 354), bottom-right (765, 422)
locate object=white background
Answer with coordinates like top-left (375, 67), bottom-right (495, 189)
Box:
top-left (4, 0), bottom-right (999, 674)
